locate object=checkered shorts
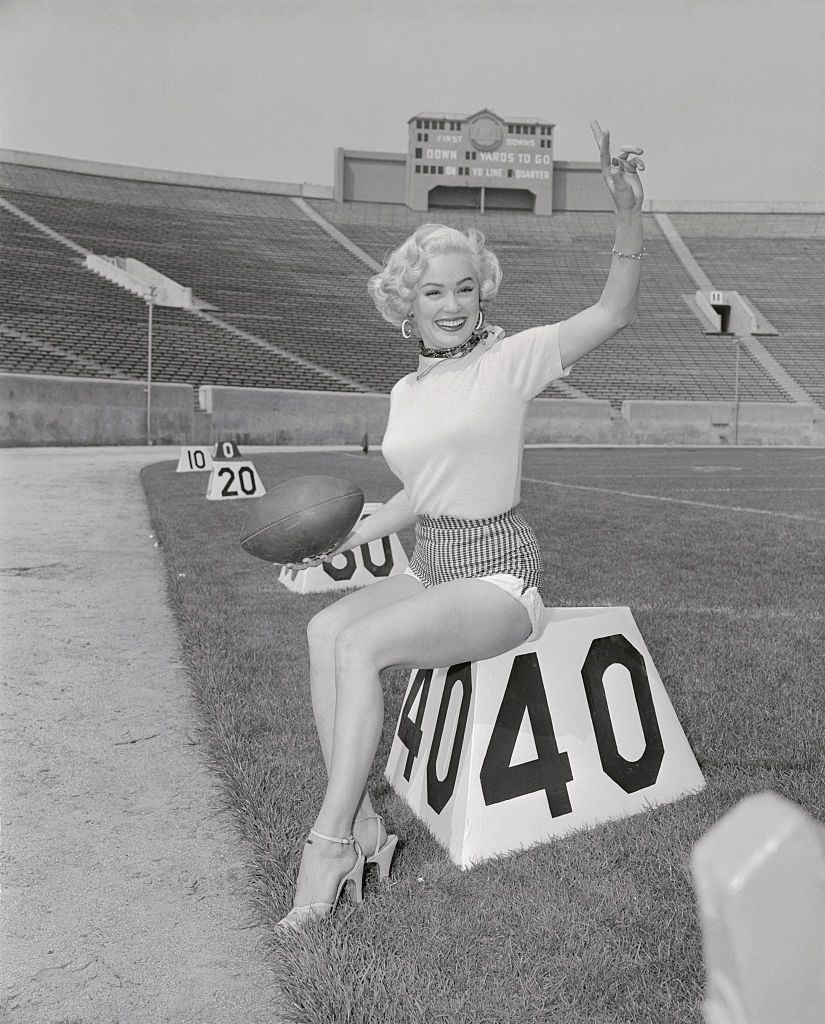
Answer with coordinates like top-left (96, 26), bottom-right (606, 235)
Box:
top-left (406, 507), bottom-right (545, 591)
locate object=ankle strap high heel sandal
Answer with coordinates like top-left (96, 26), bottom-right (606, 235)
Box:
top-left (355, 814), bottom-right (399, 882)
top-left (277, 829), bottom-right (365, 931)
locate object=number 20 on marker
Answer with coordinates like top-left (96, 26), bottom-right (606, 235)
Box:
top-left (205, 461), bottom-right (265, 500)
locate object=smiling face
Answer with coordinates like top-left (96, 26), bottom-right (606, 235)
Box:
top-left (410, 252), bottom-right (480, 350)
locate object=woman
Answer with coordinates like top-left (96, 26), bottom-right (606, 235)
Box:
top-left (279, 119), bottom-right (645, 929)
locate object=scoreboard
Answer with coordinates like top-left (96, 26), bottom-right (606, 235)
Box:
top-left (406, 107), bottom-right (555, 215)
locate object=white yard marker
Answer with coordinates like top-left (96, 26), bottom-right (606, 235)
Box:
top-left (206, 461), bottom-right (265, 500)
top-left (176, 446), bottom-right (214, 473)
top-left (386, 605), bottom-right (704, 868)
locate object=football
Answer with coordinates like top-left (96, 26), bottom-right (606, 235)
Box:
top-left (240, 475), bottom-right (365, 564)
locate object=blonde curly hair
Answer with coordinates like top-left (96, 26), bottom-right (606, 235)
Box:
top-left (368, 223), bottom-right (502, 326)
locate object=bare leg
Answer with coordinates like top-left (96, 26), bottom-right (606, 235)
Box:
top-left (291, 578), bottom-right (532, 910)
top-left (305, 572), bottom-right (422, 852)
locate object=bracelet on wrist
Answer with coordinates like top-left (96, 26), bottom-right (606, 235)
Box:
top-left (611, 246), bottom-right (647, 260)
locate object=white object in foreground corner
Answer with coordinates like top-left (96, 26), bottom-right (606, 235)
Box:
top-left (385, 605), bottom-right (704, 868)
top-left (691, 791), bottom-right (825, 1024)
top-left (278, 503), bottom-right (408, 593)
top-left (205, 461), bottom-right (265, 500)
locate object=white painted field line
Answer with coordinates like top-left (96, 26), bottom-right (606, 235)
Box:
top-left (522, 476), bottom-right (825, 524)
top-left (671, 487), bottom-right (825, 493)
top-left (524, 443), bottom-right (825, 451)
top-left (629, 602), bottom-right (824, 622)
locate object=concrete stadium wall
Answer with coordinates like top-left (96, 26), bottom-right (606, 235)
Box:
top-left (2, 375), bottom-right (823, 447)
top-left (197, 384), bottom-right (391, 446)
top-left (526, 397), bottom-right (616, 443)
top-left (0, 373), bottom-right (194, 446)
top-left (200, 387), bottom-right (614, 446)
top-left (334, 149), bottom-right (406, 205)
top-left (621, 400), bottom-right (824, 446)
top-left (0, 149), bottom-right (335, 200)
top-left (552, 162), bottom-right (612, 211)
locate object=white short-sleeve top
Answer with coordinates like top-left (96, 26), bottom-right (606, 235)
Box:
top-left (381, 323), bottom-right (571, 519)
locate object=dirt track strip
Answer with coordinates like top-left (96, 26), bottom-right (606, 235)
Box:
top-left (0, 447), bottom-right (284, 1024)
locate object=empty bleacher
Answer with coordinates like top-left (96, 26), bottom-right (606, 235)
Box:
top-left (0, 194), bottom-right (362, 393)
top-left (0, 163), bottom-right (821, 412)
top-left (313, 199), bottom-right (792, 406)
top-left (670, 214), bottom-right (825, 409)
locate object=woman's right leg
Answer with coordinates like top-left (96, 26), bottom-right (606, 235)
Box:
top-left (290, 576), bottom-right (532, 917)
top-left (305, 571), bottom-right (423, 842)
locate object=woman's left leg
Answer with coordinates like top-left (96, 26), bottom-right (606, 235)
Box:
top-left (290, 578), bottom-right (532, 911)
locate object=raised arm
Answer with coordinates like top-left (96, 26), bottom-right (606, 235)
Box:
top-left (557, 119), bottom-right (645, 369)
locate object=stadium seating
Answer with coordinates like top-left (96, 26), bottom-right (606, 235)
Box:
top-left (671, 214), bottom-right (825, 409)
top-left (0, 197), bottom-right (360, 393)
top-left (0, 163), bottom-right (821, 410)
top-left (315, 200), bottom-right (794, 406)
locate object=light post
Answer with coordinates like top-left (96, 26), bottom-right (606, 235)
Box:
top-left (733, 334), bottom-right (741, 446)
top-left (146, 285), bottom-right (156, 445)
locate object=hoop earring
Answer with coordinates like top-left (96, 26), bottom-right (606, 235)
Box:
top-left (474, 309), bottom-right (484, 333)
top-left (401, 317), bottom-right (414, 340)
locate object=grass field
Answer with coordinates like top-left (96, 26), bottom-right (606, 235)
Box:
top-left (141, 446), bottom-right (824, 1024)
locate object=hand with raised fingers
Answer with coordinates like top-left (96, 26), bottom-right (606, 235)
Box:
top-left (590, 119), bottom-right (645, 213)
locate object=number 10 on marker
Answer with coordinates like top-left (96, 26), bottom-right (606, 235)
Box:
top-left (176, 446), bottom-right (214, 472)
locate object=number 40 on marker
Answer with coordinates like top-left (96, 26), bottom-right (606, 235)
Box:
top-left (385, 606), bottom-right (705, 868)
